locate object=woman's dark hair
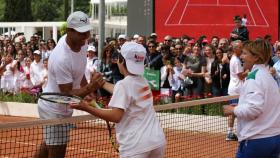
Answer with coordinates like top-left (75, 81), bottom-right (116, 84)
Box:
top-left (102, 44), bottom-right (115, 61)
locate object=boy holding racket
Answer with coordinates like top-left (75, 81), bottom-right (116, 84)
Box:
top-left (71, 42), bottom-right (166, 158)
top-left (35, 11), bottom-right (105, 158)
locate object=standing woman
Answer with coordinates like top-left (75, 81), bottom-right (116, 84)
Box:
top-left (182, 43), bottom-right (206, 99)
top-left (210, 48), bottom-right (230, 96)
top-left (99, 44), bottom-right (114, 98)
top-left (223, 39), bottom-right (280, 158)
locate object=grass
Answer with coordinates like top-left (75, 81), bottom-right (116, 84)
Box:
top-left (0, 91), bottom-right (37, 103)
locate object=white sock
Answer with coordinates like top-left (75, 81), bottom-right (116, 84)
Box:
top-left (227, 127), bottom-right (233, 134)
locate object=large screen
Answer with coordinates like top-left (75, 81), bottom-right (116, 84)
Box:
top-left (155, 0), bottom-right (279, 41)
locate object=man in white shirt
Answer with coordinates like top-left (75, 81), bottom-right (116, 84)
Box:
top-left (35, 11), bottom-right (105, 158)
top-left (227, 40), bottom-right (248, 141)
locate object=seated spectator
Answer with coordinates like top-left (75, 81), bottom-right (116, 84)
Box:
top-left (230, 15), bottom-right (249, 41)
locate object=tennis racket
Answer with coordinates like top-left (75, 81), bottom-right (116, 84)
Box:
top-left (38, 92), bottom-right (82, 104)
top-left (38, 92), bottom-right (119, 152)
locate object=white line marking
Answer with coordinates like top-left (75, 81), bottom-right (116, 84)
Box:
top-left (187, 4), bottom-right (247, 7)
top-left (165, 0), bottom-right (180, 25)
top-left (254, 0), bottom-right (269, 26)
top-left (179, 0), bottom-right (190, 24)
top-left (245, 0), bottom-right (256, 25)
top-left (165, 23), bottom-right (269, 27)
top-left (217, 0), bottom-right (219, 5)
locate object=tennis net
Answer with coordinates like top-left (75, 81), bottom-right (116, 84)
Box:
top-left (0, 95), bottom-right (238, 158)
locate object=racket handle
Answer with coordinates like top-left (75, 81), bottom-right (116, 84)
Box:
top-left (90, 100), bottom-right (102, 109)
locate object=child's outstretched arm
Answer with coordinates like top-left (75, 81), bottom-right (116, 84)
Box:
top-left (70, 100), bottom-right (124, 123)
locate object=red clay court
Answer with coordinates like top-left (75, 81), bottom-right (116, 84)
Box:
top-left (155, 0), bottom-right (278, 41)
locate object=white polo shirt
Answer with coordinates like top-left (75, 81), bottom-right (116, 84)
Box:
top-left (38, 35), bottom-right (87, 115)
top-left (228, 55), bottom-right (244, 95)
top-left (109, 75), bottom-right (166, 157)
top-left (30, 60), bottom-right (44, 86)
top-left (234, 64), bottom-right (280, 141)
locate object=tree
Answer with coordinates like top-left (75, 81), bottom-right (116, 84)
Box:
top-left (0, 0), bottom-right (5, 21)
top-left (3, 0), bottom-right (33, 22)
top-left (32, 0), bottom-right (64, 21)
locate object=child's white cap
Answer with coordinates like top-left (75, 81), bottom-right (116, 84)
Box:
top-left (120, 42), bottom-right (146, 75)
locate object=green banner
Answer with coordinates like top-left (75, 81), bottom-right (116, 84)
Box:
top-left (143, 68), bottom-right (160, 90)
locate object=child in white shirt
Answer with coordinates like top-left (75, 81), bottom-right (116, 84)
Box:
top-left (71, 42), bottom-right (166, 158)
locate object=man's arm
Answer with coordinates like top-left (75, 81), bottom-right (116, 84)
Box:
top-left (80, 75), bottom-right (88, 87)
top-left (59, 72), bottom-right (105, 98)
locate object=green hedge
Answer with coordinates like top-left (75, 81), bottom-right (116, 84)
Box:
top-left (0, 92), bottom-right (37, 103)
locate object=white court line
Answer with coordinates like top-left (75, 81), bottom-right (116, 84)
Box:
top-left (165, 23), bottom-right (269, 27)
top-left (254, 0), bottom-right (269, 26)
top-left (217, 0), bottom-right (219, 5)
top-left (178, 0), bottom-right (190, 24)
top-left (165, 0), bottom-right (180, 25)
top-left (187, 4), bottom-right (247, 7)
top-left (245, 0), bottom-right (256, 25)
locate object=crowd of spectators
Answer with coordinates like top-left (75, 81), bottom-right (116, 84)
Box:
top-left (1, 22), bottom-right (280, 104)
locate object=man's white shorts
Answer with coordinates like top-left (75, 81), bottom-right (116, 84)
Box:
top-left (38, 106), bottom-right (73, 145)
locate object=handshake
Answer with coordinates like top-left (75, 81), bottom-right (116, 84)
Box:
top-left (87, 72), bottom-right (106, 91)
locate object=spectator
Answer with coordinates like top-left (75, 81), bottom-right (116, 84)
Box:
top-left (41, 58), bottom-right (48, 91)
top-left (170, 56), bottom-right (184, 102)
top-left (163, 35), bottom-right (173, 47)
top-left (210, 48), bottom-right (230, 96)
top-left (30, 50), bottom-right (44, 91)
top-left (85, 45), bottom-right (98, 83)
top-left (14, 50), bottom-right (26, 92)
top-left (145, 41), bottom-right (163, 70)
top-left (203, 44), bottom-right (216, 96)
top-left (230, 15), bottom-right (249, 41)
top-left (241, 14), bottom-right (248, 26)
top-left (46, 38), bottom-right (56, 52)
top-left (160, 55), bottom-right (174, 101)
top-left (0, 53), bottom-right (17, 93)
top-left (211, 36), bottom-right (219, 48)
top-left (21, 57), bottom-right (33, 91)
top-left (132, 34), bottom-right (139, 42)
top-left (150, 33), bottom-right (158, 43)
top-left (182, 43), bottom-right (206, 99)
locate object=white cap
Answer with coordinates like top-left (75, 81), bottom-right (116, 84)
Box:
top-left (120, 42), bottom-right (146, 75)
top-left (133, 34), bottom-right (139, 39)
top-left (118, 34), bottom-right (126, 40)
top-left (33, 50), bottom-right (41, 55)
top-left (87, 45), bottom-right (96, 52)
top-left (67, 11), bottom-right (92, 33)
top-left (150, 33), bottom-right (157, 37)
